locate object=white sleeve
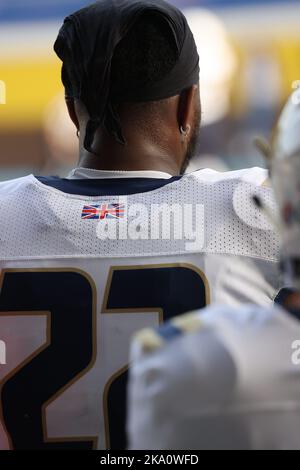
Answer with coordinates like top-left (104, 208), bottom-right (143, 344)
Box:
top-left (214, 256), bottom-right (282, 306)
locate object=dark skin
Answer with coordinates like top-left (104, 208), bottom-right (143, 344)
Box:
top-left (66, 84), bottom-right (201, 176)
top-left (284, 292), bottom-right (300, 311)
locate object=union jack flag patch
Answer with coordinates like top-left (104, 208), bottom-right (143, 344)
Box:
top-left (81, 203), bottom-right (125, 220)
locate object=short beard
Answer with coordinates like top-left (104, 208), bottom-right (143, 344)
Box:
top-left (180, 107), bottom-right (201, 175)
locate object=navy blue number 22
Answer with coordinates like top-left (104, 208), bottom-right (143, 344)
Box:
top-left (0, 266), bottom-right (208, 449)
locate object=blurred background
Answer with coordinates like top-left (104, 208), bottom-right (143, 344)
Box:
top-left (0, 0), bottom-right (300, 180)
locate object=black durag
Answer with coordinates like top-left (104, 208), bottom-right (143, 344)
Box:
top-left (54, 0), bottom-right (200, 154)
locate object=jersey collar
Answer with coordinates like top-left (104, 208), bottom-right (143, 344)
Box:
top-left (67, 168), bottom-right (173, 180)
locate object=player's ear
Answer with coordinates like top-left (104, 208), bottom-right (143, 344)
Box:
top-left (177, 85), bottom-right (198, 134)
top-left (66, 97), bottom-right (80, 131)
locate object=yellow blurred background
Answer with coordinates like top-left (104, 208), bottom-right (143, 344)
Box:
top-left (1, 0), bottom-right (300, 178)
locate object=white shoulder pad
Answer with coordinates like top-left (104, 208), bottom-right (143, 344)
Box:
top-left (191, 167), bottom-right (268, 186)
top-left (0, 175), bottom-right (34, 196)
top-left (132, 312), bottom-right (203, 356)
top-left (200, 303), bottom-right (275, 329)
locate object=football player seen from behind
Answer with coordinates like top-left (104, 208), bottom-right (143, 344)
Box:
top-left (0, 0), bottom-right (281, 450)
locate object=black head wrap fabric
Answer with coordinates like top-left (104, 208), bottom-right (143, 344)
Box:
top-left (54, 0), bottom-right (199, 154)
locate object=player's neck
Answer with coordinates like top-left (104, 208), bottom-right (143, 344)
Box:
top-left (77, 125), bottom-right (183, 176)
top-left (78, 145), bottom-right (181, 176)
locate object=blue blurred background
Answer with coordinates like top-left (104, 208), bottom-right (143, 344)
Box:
top-left (1, 0), bottom-right (300, 178)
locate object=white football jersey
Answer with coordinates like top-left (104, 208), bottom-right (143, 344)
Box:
top-left (128, 304), bottom-right (300, 450)
top-left (0, 167), bottom-right (280, 449)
